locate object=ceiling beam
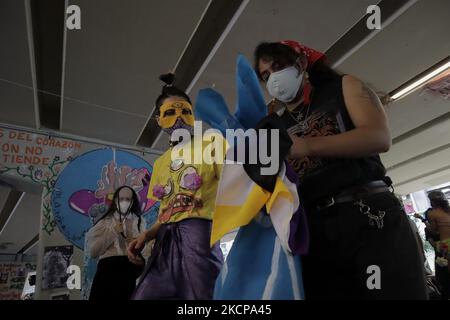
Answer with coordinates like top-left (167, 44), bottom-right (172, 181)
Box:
top-left (394, 164), bottom-right (450, 188)
top-left (0, 190), bottom-right (25, 237)
top-left (24, 0), bottom-right (41, 129)
top-left (326, 0), bottom-right (417, 68)
top-left (59, 0), bottom-right (69, 131)
top-left (385, 112), bottom-right (450, 178)
top-left (17, 233), bottom-right (39, 255)
top-left (387, 142), bottom-right (450, 172)
top-left (30, 0), bottom-right (66, 130)
top-left (391, 111), bottom-right (450, 145)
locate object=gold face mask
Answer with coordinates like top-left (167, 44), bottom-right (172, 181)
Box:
top-left (158, 100), bottom-right (195, 129)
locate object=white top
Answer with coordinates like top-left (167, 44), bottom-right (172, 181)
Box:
top-left (86, 212), bottom-right (144, 261)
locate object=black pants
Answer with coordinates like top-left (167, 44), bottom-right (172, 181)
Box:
top-left (89, 256), bottom-right (143, 301)
top-left (435, 265), bottom-right (450, 300)
top-left (302, 191), bottom-right (428, 300)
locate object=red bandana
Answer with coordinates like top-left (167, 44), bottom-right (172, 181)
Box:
top-left (280, 40), bottom-right (325, 66)
top-left (280, 40), bottom-right (325, 105)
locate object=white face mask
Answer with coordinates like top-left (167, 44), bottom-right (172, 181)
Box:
top-left (118, 200), bottom-right (132, 215)
top-left (266, 66), bottom-right (303, 103)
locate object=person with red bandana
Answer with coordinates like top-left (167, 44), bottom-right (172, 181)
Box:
top-left (253, 41), bottom-right (428, 299)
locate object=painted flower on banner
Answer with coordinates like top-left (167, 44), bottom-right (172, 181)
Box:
top-left (34, 169), bottom-right (43, 181)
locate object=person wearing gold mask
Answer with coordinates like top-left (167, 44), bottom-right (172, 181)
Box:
top-left (127, 73), bottom-right (224, 300)
top-left (157, 99), bottom-right (195, 137)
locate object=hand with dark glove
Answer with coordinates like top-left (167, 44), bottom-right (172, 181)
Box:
top-left (242, 113), bottom-right (293, 192)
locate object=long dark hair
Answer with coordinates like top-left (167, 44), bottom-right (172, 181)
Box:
top-left (428, 191), bottom-right (450, 214)
top-left (154, 73), bottom-right (191, 115)
top-left (253, 42), bottom-right (339, 87)
top-left (95, 186), bottom-right (142, 229)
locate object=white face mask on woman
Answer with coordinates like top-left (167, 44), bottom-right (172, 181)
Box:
top-left (118, 200), bottom-right (132, 215)
top-left (266, 66), bottom-right (304, 103)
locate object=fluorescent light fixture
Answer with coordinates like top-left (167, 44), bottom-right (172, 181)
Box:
top-left (390, 56), bottom-right (450, 101)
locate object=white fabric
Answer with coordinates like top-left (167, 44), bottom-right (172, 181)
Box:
top-left (262, 237), bottom-right (282, 300)
top-left (268, 164), bottom-right (300, 253)
top-left (215, 149), bottom-right (255, 206)
top-left (86, 212), bottom-right (143, 261)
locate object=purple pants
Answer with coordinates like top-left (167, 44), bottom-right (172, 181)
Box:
top-left (132, 218), bottom-right (223, 300)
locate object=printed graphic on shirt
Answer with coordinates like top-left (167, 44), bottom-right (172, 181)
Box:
top-left (148, 137), bottom-right (223, 224)
top-left (287, 110), bottom-right (340, 177)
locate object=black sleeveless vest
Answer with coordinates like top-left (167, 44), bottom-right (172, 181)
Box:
top-left (279, 74), bottom-right (387, 203)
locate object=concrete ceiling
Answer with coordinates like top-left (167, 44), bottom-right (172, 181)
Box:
top-left (338, 0), bottom-right (450, 93)
top-left (61, 0), bottom-right (210, 145)
top-left (0, 0), bottom-right (37, 129)
top-left (189, 0), bottom-right (376, 101)
top-left (152, 0), bottom-right (377, 151)
top-left (0, 0), bottom-right (450, 254)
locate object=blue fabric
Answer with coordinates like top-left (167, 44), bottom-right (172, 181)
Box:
top-left (235, 55), bottom-right (268, 129)
top-left (195, 54), bottom-right (305, 300)
top-left (195, 88), bottom-right (243, 136)
top-left (214, 214), bottom-right (304, 300)
top-left (194, 55), bottom-right (267, 135)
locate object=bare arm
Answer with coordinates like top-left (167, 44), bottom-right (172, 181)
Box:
top-left (127, 221), bottom-right (162, 261)
top-left (424, 210), bottom-right (440, 246)
top-left (427, 210), bottom-right (439, 234)
top-left (289, 75), bottom-right (391, 159)
top-left (145, 221), bottom-right (162, 241)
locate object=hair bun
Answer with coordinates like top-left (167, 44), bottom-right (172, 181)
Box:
top-left (159, 73), bottom-right (175, 87)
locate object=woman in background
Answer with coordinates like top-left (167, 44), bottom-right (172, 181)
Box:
top-left (87, 185), bottom-right (145, 300)
top-left (426, 191), bottom-right (450, 300)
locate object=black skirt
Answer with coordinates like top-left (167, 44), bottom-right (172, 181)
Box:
top-left (89, 256), bottom-right (143, 300)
